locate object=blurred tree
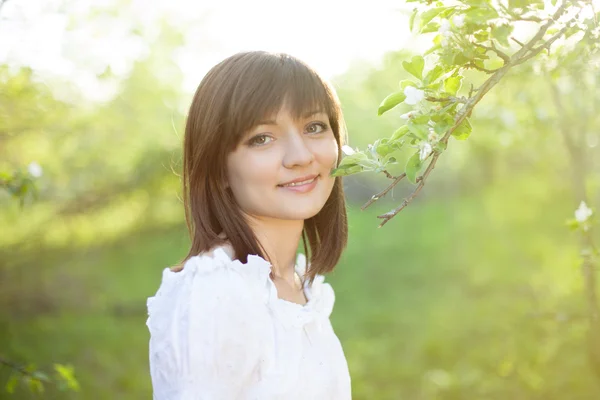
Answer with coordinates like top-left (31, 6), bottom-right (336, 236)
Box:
top-left (332, 0), bottom-right (600, 388)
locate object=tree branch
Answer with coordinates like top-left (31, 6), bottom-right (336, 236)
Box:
top-left (425, 95), bottom-right (468, 104)
top-left (509, 0), bottom-right (571, 62)
top-left (511, 37), bottom-right (526, 47)
top-left (365, 0), bottom-right (581, 225)
top-left (513, 18), bottom-right (578, 66)
top-left (382, 169), bottom-right (396, 180)
top-left (474, 42), bottom-right (511, 64)
top-left (376, 154), bottom-right (436, 227)
top-left (0, 355), bottom-right (50, 383)
top-left (361, 172), bottom-right (406, 210)
top-left (466, 62), bottom-right (498, 74)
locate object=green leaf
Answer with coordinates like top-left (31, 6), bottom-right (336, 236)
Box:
top-left (452, 118), bottom-right (472, 140)
top-left (331, 165), bottom-right (363, 177)
top-left (391, 125), bottom-right (409, 141)
top-left (434, 141), bottom-right (448, 153)
top-left (54, 364), bottom-right (80, 391)
top-left (491, 24), bottom-right (513, 47)
top-left (474, 31), bottom-right (489, 41)
top-left (433, 120), bottom-right (452, 135)
top-left (424, 65), bottom-right (444, 85)
top-left (413, 114), bottom-right (430, 124)
top-left (421, 22), bottom-right (441, 33)
top-left (409, 8), bottom-right (418, 32)
top-left (376, 144), bottom-right (395, 157)
top-left (338, 152), bottom-right (368, 168)
top-left (25, 376), bottom-right (44, 393)
top-left (419, 7), bottom-right (448, 29)
top-left (565, 218), bottom-right (579, 231)
top-left (465, 6), bottom-right (499, 24)
top-left (444, 75), bottom-right (463, 95)
top-left (405, 152), bottom-right (423, 184)
top-left (402, 56), bottom-right (425, 80)
top-left (452, 52), bottom-right (471, 66)
top-left (5, 373), bottom-right (18, 394)
top-left (378, 91), bottom-right (407, 116)
top-left (407, 122), bottom-right (429, 140)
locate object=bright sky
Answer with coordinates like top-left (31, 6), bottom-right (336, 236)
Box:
top-left (0, 0), bottom-right (413, 101)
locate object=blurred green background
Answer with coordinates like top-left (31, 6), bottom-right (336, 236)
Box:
top-left (2, 1), bottom-right (600, 399)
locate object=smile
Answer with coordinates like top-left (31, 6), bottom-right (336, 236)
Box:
top-left (279, 176), bottom-right (317, 187)
top-left (277, 176), bottom-right (319, 193)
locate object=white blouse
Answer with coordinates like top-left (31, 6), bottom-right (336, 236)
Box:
top-left (146, 244), bottom-right (352, 400)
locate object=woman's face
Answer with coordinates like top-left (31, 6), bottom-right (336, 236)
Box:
top-left (226, 104), bottom-right (338, 221)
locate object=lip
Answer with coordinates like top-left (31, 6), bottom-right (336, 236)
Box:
top-left (277, 174), bottom-right (319, 193)
top-left (278, 174), bottom-right (319, 186)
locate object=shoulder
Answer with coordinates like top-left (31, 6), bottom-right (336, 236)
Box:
top-left (169, 241), bottom-right (235, 272)
top-left (146, 244), bottom-right (271, 333)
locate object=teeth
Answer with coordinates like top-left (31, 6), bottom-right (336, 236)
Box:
top-left (281, 177), bottom-right (316, 187)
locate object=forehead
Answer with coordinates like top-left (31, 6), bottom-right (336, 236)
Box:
top-left (258, 107), bottom-right (328, 125)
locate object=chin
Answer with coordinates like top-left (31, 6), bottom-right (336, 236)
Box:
top-left (272, 204), bottom-right (324, 221)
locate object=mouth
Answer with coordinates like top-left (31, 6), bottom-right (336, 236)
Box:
top-left (277, 174), bottom-right (319, 188)
top-left (277, 175), bottom-right (320, 192)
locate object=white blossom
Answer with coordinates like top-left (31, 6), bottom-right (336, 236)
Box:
top-left (575, 201), bottom-right (593, 223)
top-left (419, 142), bottom-right (432, 161)
top-left (428, 129), bottom-right (439, 143)
top-left (452, 14), bottom-right (465, 28)
top-left (441, 37), bottom-right (450, 47)
top-left (341, 145), bottom-right (356, 156)
top-left (404, 86), bottom-right (425, 105)
top-left (400, 111), bottom-right (416, 120)
top-left (27, 162), bottom-right (43, 178)
top-left (439, 19), bottom-right (451, 34)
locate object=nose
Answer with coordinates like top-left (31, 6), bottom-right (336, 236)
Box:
top-left (282, 128), bottom-right (315, 169)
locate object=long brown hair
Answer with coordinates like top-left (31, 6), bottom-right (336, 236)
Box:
top-left (181, 50), bottom-right (348, 285)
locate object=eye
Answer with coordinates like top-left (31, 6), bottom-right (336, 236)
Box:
top-left (248, 134), bottom-right (273, 147)
top-left (306, 121), bottom-right (328, 134)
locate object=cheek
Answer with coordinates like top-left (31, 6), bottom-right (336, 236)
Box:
top-left (314, 137), bottom-right (339, 170)
top-left (227, 151), bottom-right (279, 193)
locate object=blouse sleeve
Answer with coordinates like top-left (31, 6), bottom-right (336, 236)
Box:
top-left (146, 254), bottom-right (265, 400)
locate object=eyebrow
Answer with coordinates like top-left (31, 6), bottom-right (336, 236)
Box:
top-left (256, 110), bottom-right (324, 126)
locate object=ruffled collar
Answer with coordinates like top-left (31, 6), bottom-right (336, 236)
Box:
top-left (183, 245), bottom-right (335, 329)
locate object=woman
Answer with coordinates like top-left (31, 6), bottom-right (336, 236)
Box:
top-left (146, 50), bottom-right (351, 399)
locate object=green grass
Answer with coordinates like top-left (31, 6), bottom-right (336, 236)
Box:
top-left (2, 175), bottom-right (599, 399)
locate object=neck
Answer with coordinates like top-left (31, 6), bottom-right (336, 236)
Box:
top-left (244, 214), bottom-right (304, 284)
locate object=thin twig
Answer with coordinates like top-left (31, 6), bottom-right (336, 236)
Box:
top-left (513, 17), bottom-right (579, 66)
top-left (511, 37), bottom-right (526, 47)
top-left (425, 96), bottom-right (468, 103)
top-left (0, 355), bottom-right (50, 383)
top-left (361, 173), bottom-right (406, 210)
top-left (474, 42), bottom-right (511, 64)
top-left (465, 62), bottom-right (498, 74)
top-left (382, 170), bottom-right (396, 180)
top-left (377, 156), bottom-right (437, 227)
top-left (510, 0), bottom-right (570, 62)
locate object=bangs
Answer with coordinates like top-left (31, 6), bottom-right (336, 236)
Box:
top-left (223, 53), bottom-right (338, 149)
